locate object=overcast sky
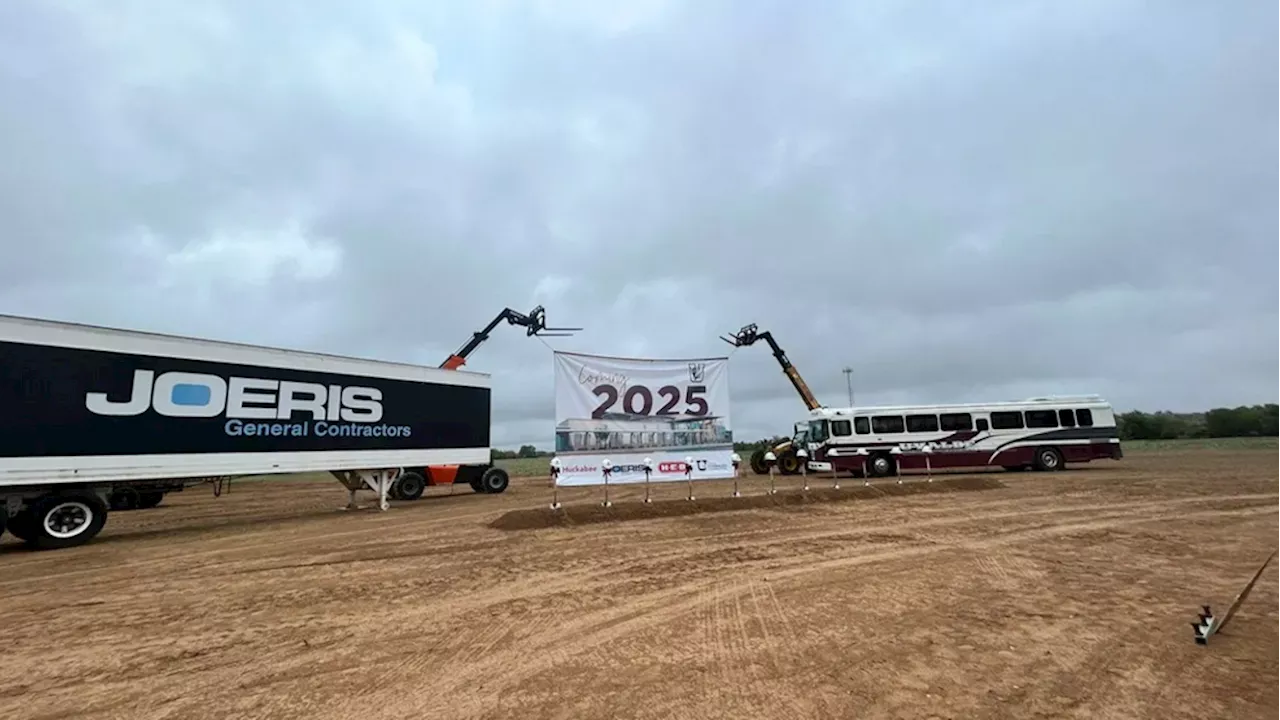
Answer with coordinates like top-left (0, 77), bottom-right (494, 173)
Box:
top-left (1, 0), bottom-right (1275, 448)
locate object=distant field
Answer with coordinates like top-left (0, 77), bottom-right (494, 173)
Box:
top-left (495, 456), bottom-right (552, 478)
top-left (1121, 436), bottom-right (1277, 452)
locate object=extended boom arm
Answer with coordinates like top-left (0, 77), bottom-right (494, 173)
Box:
top-left (441, 305), bottom-right (581, 370)
top-left (720, 323), bottom-right (822, 411)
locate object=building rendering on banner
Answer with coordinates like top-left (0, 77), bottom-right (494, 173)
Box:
top-left (551, 350), bottom-right (736, 486)
top-left (555, 412), bottom-right (732, 454)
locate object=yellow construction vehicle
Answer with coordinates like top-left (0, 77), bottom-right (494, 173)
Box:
top-left (720, 323), bottom-right (822, 475)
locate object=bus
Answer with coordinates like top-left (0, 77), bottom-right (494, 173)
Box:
top-left (803, 395), bottom-right (1122, 478)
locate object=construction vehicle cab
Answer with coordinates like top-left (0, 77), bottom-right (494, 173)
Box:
top-left (748, 421), bottom-right (811, 475)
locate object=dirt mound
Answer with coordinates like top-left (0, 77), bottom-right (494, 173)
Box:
top-left (488, 475), bottom-right (1005, 531)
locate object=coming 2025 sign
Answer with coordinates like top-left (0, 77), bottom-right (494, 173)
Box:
top-left (551, 351), bottom-right (735, 487)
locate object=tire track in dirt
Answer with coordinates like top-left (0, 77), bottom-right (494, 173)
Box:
top-left (4, 482), bottom-right (1272, 592)
top-left (0, 504), bottom-right (510, 587)
top-left (325, 500), bottom-right (1275, 718)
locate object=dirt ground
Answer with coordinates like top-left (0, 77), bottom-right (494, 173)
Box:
top-left (1, 448), bottom-right (1276, 720)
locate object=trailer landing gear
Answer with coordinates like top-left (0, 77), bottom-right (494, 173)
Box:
top-left (332, 469), bottom-right (400, 512)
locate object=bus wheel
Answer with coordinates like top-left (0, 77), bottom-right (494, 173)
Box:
top-left (866, 452), bottom-right (895, 478)
top-left (26, 492), bottom-right (108, 550)
top-left (1034, 447), bottom-right (1064, 472)
top-left (396, 471), bottom-right (427, 501)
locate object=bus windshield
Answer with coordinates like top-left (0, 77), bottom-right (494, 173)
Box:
top-left (808, 419), bottom-right (829, 443)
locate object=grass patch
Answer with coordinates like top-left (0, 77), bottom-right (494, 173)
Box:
top-left (495, 456), bottom-right (551, 478)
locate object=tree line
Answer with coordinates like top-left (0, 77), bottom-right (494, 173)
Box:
top-left (1113, 404), bottom-right (1277, 440)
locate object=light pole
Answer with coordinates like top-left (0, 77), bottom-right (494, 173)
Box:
top-left (842, 367), bottom-right (854, 407)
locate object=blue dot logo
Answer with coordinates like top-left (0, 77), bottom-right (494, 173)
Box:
top-left (170, 383), bottom-right (212, 407)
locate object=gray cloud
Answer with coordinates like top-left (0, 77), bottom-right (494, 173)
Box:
top-left (1, 0), bottom-right (1275, 447)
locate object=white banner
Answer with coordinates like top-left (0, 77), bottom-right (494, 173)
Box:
top-left (552, 351), bottom-right (734, 487)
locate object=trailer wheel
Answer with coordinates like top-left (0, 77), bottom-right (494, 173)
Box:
top-left (108, 487), bottom-right (141, 511)
top-left (7, 510), bottom-right (34, 542)
top-left (26, 493), bottom-right (108, 550)
top-left (137, 492), bottom-right (164, 509)
top-left (479, 467), bottom-right (509, 494)
top-left (866, 452), bottom-right (896, 478)
top-left (1034, 447), bottom-right (1064, 472)
top-left (396, 471), bottom-right (427, 501)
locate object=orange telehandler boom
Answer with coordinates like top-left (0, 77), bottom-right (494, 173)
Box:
top-left (389, 306), bottom-right (580, 500)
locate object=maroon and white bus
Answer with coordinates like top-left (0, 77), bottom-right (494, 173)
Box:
top-left (804, 395), bottom-right (1123, 478)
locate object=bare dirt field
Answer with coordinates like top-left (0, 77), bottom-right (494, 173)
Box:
top-left (1, 447), bottom-right (1276, 720)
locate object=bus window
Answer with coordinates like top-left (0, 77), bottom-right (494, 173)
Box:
top-left (906, 414), bottom-right (939, 433)
top-left (872, 415), bottom-right (905, 434)
top-left (940, 413), bottom-right (973, 431)
top-left (990, 411), bottom-right (1024, 430)
top-left (1076, 409), bottom-right (1094, 427)
top-left (1058, 409), bottom-right (1076, 427)
top-left (831, 419), bottom-right (853, 437)
top-left (976, 417), bottom-right (989, 432)
top-left (854, 417), bottom-right (870, 434)
top-left (1025, 410), bottom-right (1058, 428)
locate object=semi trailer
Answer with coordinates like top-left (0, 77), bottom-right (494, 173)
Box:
top-left (0, 313), bottom-right (495, 550)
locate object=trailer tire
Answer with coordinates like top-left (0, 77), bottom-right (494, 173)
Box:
top-left (26, 492), bottom-right (108, 550)
top-left (7, 510), bottom-right (34, 542)
top-left (396, 471), bottom-right (427, 501)
top-left (137, 492), bottom-right (164, 509)
top-left (1034, 447), bottom-right (1064, 472)
top-left (109, 487), bottom-right (141, 511)
top-left (479, 467), bottom-right (509, 494)
top-left (866, 452), bottom-right (896, 478)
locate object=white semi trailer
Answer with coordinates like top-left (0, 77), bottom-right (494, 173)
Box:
top-left (0, 313), bottom-right (498, 551)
